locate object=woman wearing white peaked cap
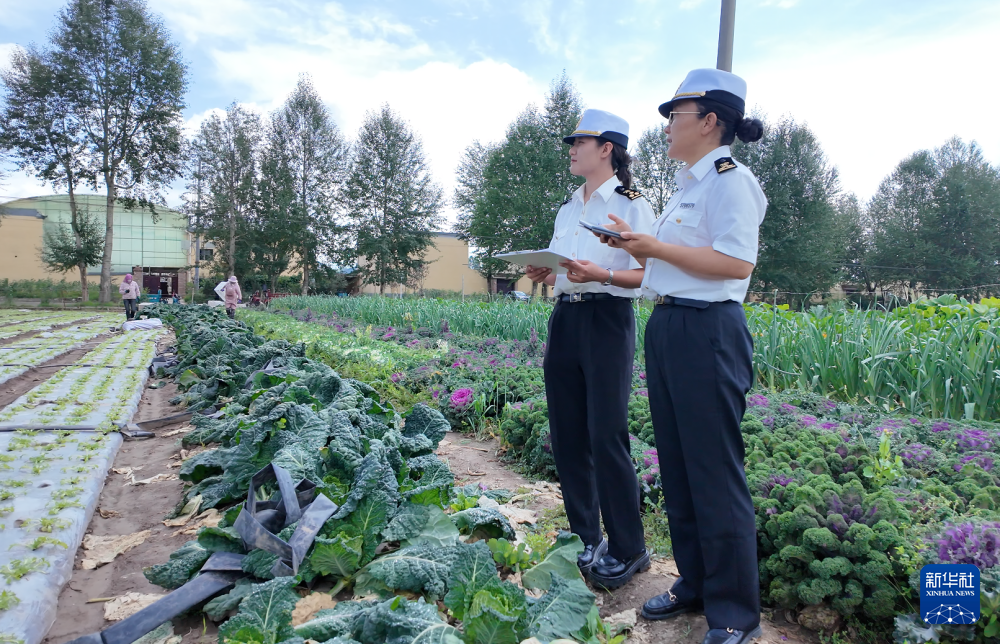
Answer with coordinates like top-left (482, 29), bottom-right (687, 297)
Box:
top-left (598, 69), bottom-right (767, 644)
top-left (524, 108), bottom-right (654, 590)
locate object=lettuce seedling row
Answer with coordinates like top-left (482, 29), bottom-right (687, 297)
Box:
top-left (0, 318), bottom-right (163, 643)
top-left (0, 317), bottom-right (123, 386)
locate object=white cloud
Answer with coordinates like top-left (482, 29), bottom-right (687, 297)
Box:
top-left (157, 0), bottom-right (543, 225)
top-left (742, 14), bottom-right (1000, 200)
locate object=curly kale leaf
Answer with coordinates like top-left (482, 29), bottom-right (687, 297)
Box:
top-left (402, 455), bottom-right (454, 508)
top-left (354, 543), bottom-right (461, 598)
top-left (204, 578), bottom-right (254, 622)
top-left (383, 503), bottom-right (459, 548)
top-left (356, 596), bottom-right (463, 644)
top-left (444, 540), bottom-right (498, 621)
top-left (520, 532), bottom-right (585, 591)
top-left (402, 405), bottom-right (450, 449)
top-left (309, 533), bottom-right (364, 579)
top-left (452, 507), bottom-right (515, 542)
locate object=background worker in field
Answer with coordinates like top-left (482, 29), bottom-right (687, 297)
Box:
top-left (224, 275), bottom-right (242, 319)
top-left (118, 274), bottom-right (141, 321)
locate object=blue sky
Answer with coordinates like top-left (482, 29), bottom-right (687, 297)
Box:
top-left (2, 0), bottom-right (999, 222)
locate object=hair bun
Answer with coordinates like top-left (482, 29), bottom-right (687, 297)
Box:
top-left (736, 117), bottom-right (764, 143)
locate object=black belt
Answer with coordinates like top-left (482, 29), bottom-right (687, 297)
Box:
top-left (556, 293), bottom-right (631, 303)
top-left (653, 295), bottom-right (713, 309)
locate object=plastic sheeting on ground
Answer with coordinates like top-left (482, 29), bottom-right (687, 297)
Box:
top-left (0, 328), bottom-right (162, 428)
top-left (122, 319), bottom-right (163, 331)
top-left (0, 430), bottom-right (123, 644)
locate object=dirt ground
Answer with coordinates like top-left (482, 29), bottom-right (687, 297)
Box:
top-left (40, 338), bottom-right (818, 644)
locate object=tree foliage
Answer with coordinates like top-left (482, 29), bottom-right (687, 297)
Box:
top-left (270, 75), bottom-right (347, 295)
top-left (0, 45), bottom-right (99, 299)
top-left (734, 116), bottom-right (849, 304)
top-left (455, 73), bottom-right (583, 293)
top-left (50, 0), bottom-right (187, 302)
top-left (342, 104), bottom-right (442, 293)
top-left (631, 125), bottom-right (682, 218)
top-left (864, 138), bottom-right (1000, 297)
top-left (190, 102), bottom-right (261, 277)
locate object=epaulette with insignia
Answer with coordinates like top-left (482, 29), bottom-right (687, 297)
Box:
top-left (715, 157), bottom-right (737, 174)
top-left (560, 197), bottom-right (571, 206)
top-left (615, 186), bottom-right (642, 201)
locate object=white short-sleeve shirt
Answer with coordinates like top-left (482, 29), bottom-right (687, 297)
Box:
top-left (548, 176), bottom-right (655, 298)
top-left (640, 146), bottom-right (767, 302)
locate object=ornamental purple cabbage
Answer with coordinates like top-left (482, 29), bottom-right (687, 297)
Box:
top-left (450, 388), bottom-right (475, 410)
top-left (931, 522), bottom-right (1000, 569)
top-left (748, 394), bottom-right (770, 408)
top-left (899, 444), bottom-right (934, 467)
top-left (956, 429), bottom-right (994, 452)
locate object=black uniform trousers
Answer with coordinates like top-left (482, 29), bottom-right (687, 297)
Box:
top-left (543, 297), bottom-right (645, 560)
top-left (644, 300), bottom-right (760, 631)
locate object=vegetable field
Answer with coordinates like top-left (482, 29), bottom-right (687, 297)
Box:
top-left (245, 296), bottom-right (1000, 643)
top-left (142, 305), bottom-right (621, 644)
top-left (274, 295), bottom-right (1000, 421)
top-left (4, 298), bottom-right (1000, 644)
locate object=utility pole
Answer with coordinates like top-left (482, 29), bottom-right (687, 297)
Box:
top-left (717, 0), bottom-right (736, 72)
top-left (194, 155), bottom-right (203, 294)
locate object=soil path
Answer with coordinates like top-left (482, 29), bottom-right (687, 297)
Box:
top-left (43, 371), bottom-right (817, 644)
top-left (437, 434), bottom-right (818, 644)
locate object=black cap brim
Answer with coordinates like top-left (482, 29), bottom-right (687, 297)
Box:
top-left (562, 131), bottom-right (628, 148)
top-left (658, 90), bottom-right (745, 119)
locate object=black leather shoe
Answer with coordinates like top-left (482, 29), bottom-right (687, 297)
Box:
top-left (588, 549), bottom-right (650, 589)
top-left (641, 589), bottom-right (704, 621)
top-left (577, 538), bottom-right (608, 574)
top-left (702, 626), bottom-right (762, 644)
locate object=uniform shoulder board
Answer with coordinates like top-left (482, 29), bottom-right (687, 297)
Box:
top-left (560, 197), bottom-right (571, 206)
top-left (715, 157), bottom-right (738, 174)
top-left (615, 186), bottom-right (642, 201)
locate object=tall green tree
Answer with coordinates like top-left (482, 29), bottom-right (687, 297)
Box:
top-left (631, 125), bottom-right (682, 217)
top-left (50, 0), bottom-right (187, 302)
top-left (866, 138), bottom-right (1000, 297)
top-left (455, 73), bottom-right (584, 294)
top-left (1, 45), bottom-right (100, 299)
top-left (192, 103), bottom-right (262, 277)
top-left (542, 70), bottom-right (585, 202)
top-left (866, 151), bottom-right (938, 295)
top-left (733, 116), bottom-right (848, 305)
top-left (343, 104), bottom-right (442, 293)
top-left (270, 75), bottom-right (347, 295)
top-left (250, 134), bottom-right (297, 291)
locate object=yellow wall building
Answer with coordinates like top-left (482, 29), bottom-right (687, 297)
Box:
top-left (358, 233), bottom-right (535, 296)
top-left (0, 195), bottom-right (191, 294)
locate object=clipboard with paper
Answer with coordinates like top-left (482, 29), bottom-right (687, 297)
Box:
top-left (494, 249), bottom-right (571, 274)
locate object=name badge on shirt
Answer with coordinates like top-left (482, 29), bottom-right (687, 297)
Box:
top-left (679, 202), bottom-right (696, 209)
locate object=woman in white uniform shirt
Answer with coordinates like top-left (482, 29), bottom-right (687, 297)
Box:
top-left (524, 109), bottom-right (654, 589)
top-left (599, 70), bottom-right (766, 644)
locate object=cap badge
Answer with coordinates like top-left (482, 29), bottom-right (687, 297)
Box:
top-left (715, 158), bottom-right (737, 174)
